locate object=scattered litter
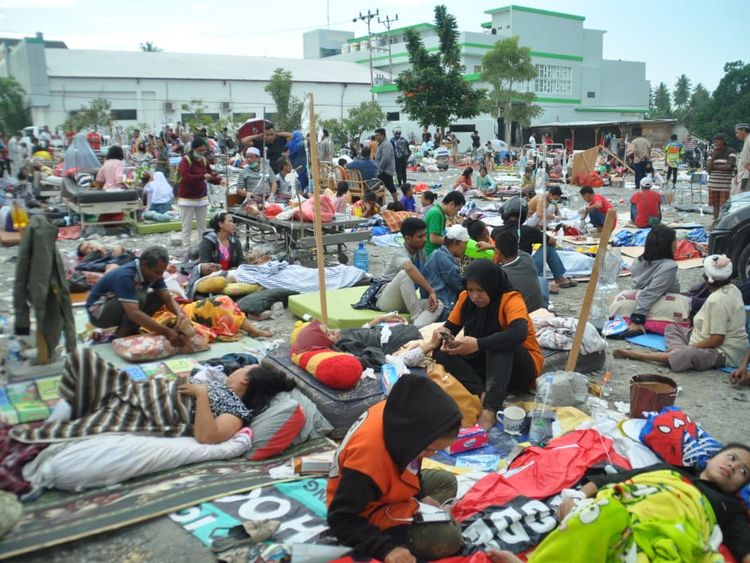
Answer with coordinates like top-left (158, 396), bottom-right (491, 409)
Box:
top-left (614, 401), bottom-right (630, 414)
top-left (360, 367), bottom-right (376, 380)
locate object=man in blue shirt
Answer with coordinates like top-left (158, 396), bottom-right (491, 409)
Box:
top-left (423, 225), bottom-right (469, 320)
top-left (86, 245), bottom-right (186, 344)
top-left (346, 145), bottom-right (379, 182)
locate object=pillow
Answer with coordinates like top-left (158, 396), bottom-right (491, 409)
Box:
top-left (224, 282), bottom-right (261, 297)
top-left (609, 290), bottom-right (691, 326)
top-left (112, 334), bottom-right (175, 362)
top-left (638, 406), bottom-right (721, 469)
top-left (196, 275), bottom-right (228, 294)
top-left (292, 349), bottom-right (363, 390)
top-left (247, 395), bottom-right (306, 461)
top-left (290, 321), bottom-right (363, 390)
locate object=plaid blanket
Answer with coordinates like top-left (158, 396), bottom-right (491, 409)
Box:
top-left (11, 349), bottom-right (193, 443)
top-left (381, 210), bottom-right (420, 233)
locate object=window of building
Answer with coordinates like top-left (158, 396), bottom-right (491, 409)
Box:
top-left (111, 109), bottom-right (137, 120)
top-left (587, 91), bottom-right (596, 98)
top-left (181, 113), bottom-right (220, 122)
top-left (386, 112), bottom-right (400, 121)
top-left (534, 64), bottom-right (572, 95)
top-left (320, 47), bottom-right (341, 58)
top-left (448, 124), bottom-right (476, 133)
top-left (473, 65), bottom-right (482, 73)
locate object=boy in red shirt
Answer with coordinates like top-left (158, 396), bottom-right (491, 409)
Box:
top-left (630, 177), bottom-right (662, 228)
top-left (580, 186), bottom-right (616, 231)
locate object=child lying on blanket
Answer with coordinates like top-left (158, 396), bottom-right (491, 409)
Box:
top-left (294, 314), bottom-right (424, 370)
top-left (614, 255), bottom-right (748, 372)
top-left (487, 443), bottom-right (750, 563)
top-left (11, 348), bottom-right (293, 445)
top-left (155, 294), bottom-right (272, 339)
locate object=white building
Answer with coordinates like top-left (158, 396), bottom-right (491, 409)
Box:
top-left (306, 5), bottom-right (650, 147)
top-left (0, 33), bottom-right (373, 132)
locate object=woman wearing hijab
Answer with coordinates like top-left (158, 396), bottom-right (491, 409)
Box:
top-left (64, 132), bottom-right (101, 172)
top-left (434, 260), bottom-right (543, 430)
top-left (143, 171), bottom-right (174, 214)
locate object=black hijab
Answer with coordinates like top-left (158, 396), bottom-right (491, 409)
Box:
top-left (461, 259), bottom-right (514, 338)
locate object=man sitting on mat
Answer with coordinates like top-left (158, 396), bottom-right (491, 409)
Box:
top-left (614, 255), bottom-right (748, 372)
top-left (86, 245), bottom-right (187, 346)
top-left (375, 217), bottom-right (443, 328)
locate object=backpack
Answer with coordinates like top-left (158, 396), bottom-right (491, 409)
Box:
top-left (394, 137), bottom-right (410, 159)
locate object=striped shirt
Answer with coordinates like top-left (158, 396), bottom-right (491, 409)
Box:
top-left (707, 147), bottom-right (737, 192)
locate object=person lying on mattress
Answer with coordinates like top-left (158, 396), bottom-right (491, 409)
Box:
top-left (610, 224), bottom-right (680, 338)
top-left (433, 260), bottom-right (543, 431)
top-left (327, 374), bottom-right (463, 563)
top-left (486, 443), bottom-right (750, 562)
top-left (614, 255), bottom-right (748, 372)
top-left (76, 240), bottom-right (135, 273)
top-left (293, 314), bottom-right (422, 370)
top-left (11, 348), bottom-right (295, 445)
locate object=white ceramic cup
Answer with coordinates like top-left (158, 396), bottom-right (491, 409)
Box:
top-left (496, 405), bottom-right (526, 435)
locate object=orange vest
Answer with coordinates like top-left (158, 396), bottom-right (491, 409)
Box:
top-left (448, 290), bottom-right (544, 377)
top-left (326, 401), bottom-right (420, 530)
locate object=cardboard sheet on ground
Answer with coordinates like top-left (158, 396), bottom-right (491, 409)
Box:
top-left (625, 333), bottom-right (668, 351)
top-left (619, 247), bottom-right (704, 270)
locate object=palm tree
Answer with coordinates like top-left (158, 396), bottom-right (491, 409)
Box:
top-left (139, 41), bottom-right (162, 52)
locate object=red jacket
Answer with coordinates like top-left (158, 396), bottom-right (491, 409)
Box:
top-left (177, 155), bottom-right (220, 200)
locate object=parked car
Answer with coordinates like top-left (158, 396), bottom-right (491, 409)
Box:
top-left (708, 191), bottom-right (750, 282)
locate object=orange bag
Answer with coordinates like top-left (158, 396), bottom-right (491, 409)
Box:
top-left (295, 195), bottom-right (335, 223)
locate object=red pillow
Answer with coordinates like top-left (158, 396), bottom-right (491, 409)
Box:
top-left (247, 399), bottom-right (305, 461)
top-left (292, 349), bottom-right (362, 389)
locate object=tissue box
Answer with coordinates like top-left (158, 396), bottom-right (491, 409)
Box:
top-left (448, 425), bottom-right (488, 454)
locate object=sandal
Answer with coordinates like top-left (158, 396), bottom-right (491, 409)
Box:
top-left (211, 519), bottom-right (281, 552)
top-left (557, 278), bottom-right (578, 288)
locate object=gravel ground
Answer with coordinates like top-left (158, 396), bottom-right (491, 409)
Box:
top-left (2, 166), bottom-right (747, 561)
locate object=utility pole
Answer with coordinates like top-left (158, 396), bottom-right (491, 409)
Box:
top-left (377, 13), bottom-right (399, 82)
top-left (353, 9), bottom-right (379, 100)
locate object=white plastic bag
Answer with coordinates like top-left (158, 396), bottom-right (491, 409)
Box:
top-left (535, 371), bottom-right (590, 407)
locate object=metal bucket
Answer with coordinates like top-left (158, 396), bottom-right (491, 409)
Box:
top-left (629, 374), bottom-right (677, 418)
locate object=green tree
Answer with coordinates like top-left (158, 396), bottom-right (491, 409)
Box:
top-left (396, 5), bottom-right (485, 130)
top-left (673, 74), bottom-right (691, 110)
top-left (63, 97), bottom-right (113, 132)
top-left (139, 41), bottom-right (162, 52)
top-left (180, 99), bottom-right (214, 132)
top-left (480, 36), bottom-right (541, 143)
top-left (321, 101), bottom-right (385, 146)
top-left (652, 82), bottom-right (673, 118)
top-left (0, 77), bottom-right (30, 133)
top-left (683, 83), bottom-right (711, 132)
top-left (690, 61), bottom-right (750, 148)
top-left (265, 68), bottom-right (303, 132)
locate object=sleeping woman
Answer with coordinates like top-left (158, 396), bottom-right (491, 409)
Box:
top-left (11, 348), bottom-right (294, 445)
top-left (486, 443), bottom-right (750, 563)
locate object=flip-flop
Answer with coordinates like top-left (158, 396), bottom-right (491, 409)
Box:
top-left (557, 279), bottom-right (578, 288)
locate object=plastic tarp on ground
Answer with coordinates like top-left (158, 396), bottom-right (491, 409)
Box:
top-left (452, 429), bottom-right (631, 521)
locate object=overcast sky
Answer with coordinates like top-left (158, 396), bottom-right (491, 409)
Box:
top-left (1, 0), bottom-right (747, 94)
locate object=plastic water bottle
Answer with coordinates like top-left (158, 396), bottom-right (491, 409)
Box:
top-left (353, 242), bottom-right (369, 272)
top-left (6, 335), bottom-right (23, 368)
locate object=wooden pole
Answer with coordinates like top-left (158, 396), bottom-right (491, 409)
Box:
top-left (565, 208), bottom-right (617, 371)
top-left (306, 93), bottom-right (329, 325)
top-left (601, 146), bottom-right (634, 174)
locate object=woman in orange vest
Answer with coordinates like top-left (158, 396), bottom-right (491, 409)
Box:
top-left (434, 260), bottom-right (543, 431)
top-left (326, 375), bottom-right (462, 563)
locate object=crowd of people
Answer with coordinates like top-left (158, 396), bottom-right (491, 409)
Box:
top-left (3, 116), bottom-right (750, 563)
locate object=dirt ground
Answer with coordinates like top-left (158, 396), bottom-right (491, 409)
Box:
top-left (1, 167), bottom-right (748, 561)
